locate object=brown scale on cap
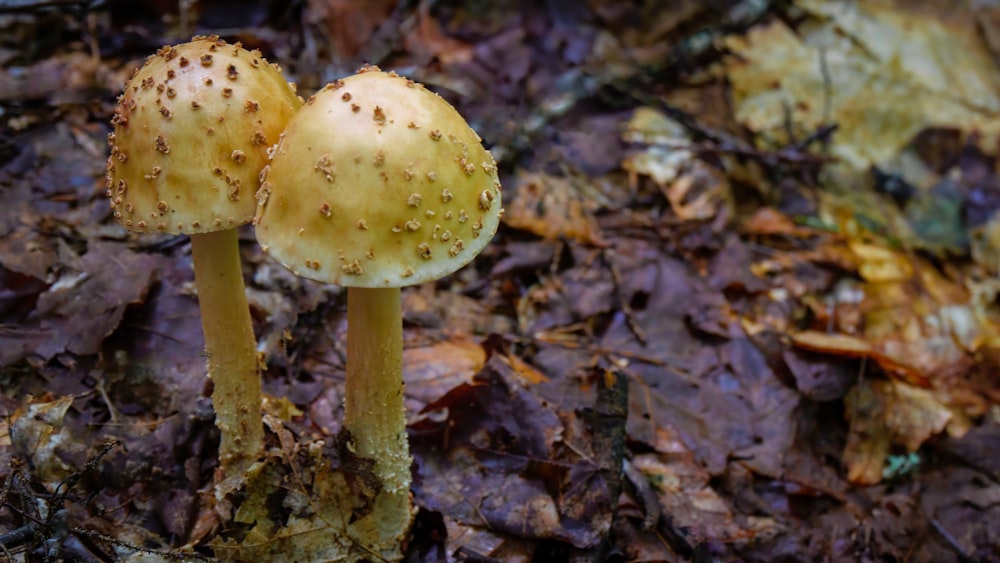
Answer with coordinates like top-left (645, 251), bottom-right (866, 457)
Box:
top-left (106, 35), bottom-right (303, 234)
top-left (254, 66), bottom-right (502, 287)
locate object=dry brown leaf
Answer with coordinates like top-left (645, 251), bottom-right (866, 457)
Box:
top-left (505, 353), bottom-right (550, 385)
top-left (503, 171), bottom-right (605, 245)
top-left (404, 338), bottom-right (486, 408)
top-left (790, 330), bottom-right (873, 357)
top-left (621, 107), bottom-right (733, 221)
top-left (404, 0), bottom-right (474, 65)
top-left (843, 378), bottom-right (970, 485)
top-left (725, 5), bottom-right (1000, 170)
top-left (848, 241), bottom-right (914, 283)
top-left (740, 207), bottom-right (820, 238)
top-left (631, 447), bottom-right (778, 544)
top-left (306, 0), bottom-right (397, 59)
top-left (9, 395), bottom-right (77, 483)
top-left (791, 234), bottom-right (999, 391)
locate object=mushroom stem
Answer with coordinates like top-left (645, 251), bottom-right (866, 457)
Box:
top-left (344, 286), bottom-right (413, 549)
top-left (190, 228), bottom-right (263, 473)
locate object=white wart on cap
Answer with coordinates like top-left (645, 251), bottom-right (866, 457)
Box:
top-left (254, 66), bottom-right (503, 288)
top-left (106, 35), bottom-right (302, 234)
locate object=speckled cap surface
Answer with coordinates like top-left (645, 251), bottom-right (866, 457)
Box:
top-left (106, 35), bottom-right (302, 234)
top-left (254, 66), bottom-right (503, 288)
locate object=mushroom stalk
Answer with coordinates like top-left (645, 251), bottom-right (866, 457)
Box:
top-left (190, 228), bottom-right (263, 472)
top-left (344, 286), bottom-right (412, 549)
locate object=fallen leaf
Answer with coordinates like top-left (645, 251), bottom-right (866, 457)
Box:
top-left (412, 356), bottom-right (613, 548)
top-left (0, 51), bottom-right (103, 102)
top-left (404, 338), bottom-right (486, 408)
top-left (0, 241), bottom-right (162, 365)
top-left (622, 107), bottom-right (733, 221)
top-left (9, 395), bottom-right (77, 482)
top-left (503, 171), bottom-right (606, 245)
top-left (506, 353), bottom-right (550, 385)
top-left (0, 227), bottom-right (61, 282)
top-left (790, 330), bottom-right (873, 358)
top-left (843, 378), bottom-right (969, 485)
top-left (632, 451), bottom-right (778, 543)
top-left (724, 8), bottom-right (1000, 170)
top-left (740, 207), bottom-right (823, 239)
top-left (528, 243), bottom-right (801, 490)
top-left (404, 1), bottom-right (474, 65)
top-left (306, 0), bottom-right (397, 60)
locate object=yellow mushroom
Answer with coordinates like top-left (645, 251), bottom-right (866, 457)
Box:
top-left (253, 65), bottom-right (502, 558)
top-left (106, 35), bottom-right (303, 473)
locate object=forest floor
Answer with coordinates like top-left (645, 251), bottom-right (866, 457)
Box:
top-left (1, 0), bottom-right (1000, 561)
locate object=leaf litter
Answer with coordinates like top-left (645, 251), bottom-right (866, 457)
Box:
top-left (1, 0), bottom-right (1000, 561)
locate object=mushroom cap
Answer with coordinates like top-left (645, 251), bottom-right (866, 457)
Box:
top-left (106, 35), bottom-right (303, 235)
top-left (254, 67), bottom-right (503, 288)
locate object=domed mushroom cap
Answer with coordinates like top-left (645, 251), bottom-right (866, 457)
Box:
top-left (254, 67), bottom-right (503, 288)
top-left (106, 35), bottom-right (302, 235)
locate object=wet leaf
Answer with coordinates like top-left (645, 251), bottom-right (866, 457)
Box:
top-left (307, 0), bottom-right (398, 61)
top-left (622, 107), bottom-right (733, 221)
top-left (9, 395), bottom-right (77, 482)
top-left (502, 171), bottom-right (606, 245)
top-left (0, 241), bottom-right (162, 365)
top-left (632, 450), bottom-right (778, 544)
top-left (843, 378), bottom-right (970, 485)
top-left (412, 356), bottom-right (612, 548)
top-left (0, 227), bottom-right (61, 282)
top-left (404, 338), bottom-right (486, 408)
top-left (725, 3), bottom-right (1000, 170)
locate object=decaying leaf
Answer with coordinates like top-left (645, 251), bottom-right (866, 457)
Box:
top-left (843, 378), bottom-right (971, 485)
top-left (726, 5), bottom-right (1000, 170)
top-left (404, 338), bottom-right (486, 408)
top-left (516, 248), bottom-right (616, 335)
top-left (0, 241), bottom-right (162, 366)
top-left (631, 448), bottom-right (778, 544)
top-left (0, 227), bottom-right (62, 282)
top-left (9, 395), bottom-right (77, 483)
top-left (213, 417), bottom-right (407, 562)
top-left (411, 356), bottom-right (612, 549)
top-left (0, 51), bottom-right (105, 102)
top-left (441, 516), bottom-right (532, 561)
top-left (787, 234), bottom-right (996, 478)
top-left (622, 107), bottom-right (733, 221)
top-left (306, 0), bottom-right (398, 60)
top-left (502, 171), bottom-right (606, 245)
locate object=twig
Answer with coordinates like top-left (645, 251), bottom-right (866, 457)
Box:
top-left (602, 248), bottom-right (647, 346)
top-left (928, 517), bottom-right (976, 563)
top-left (493, 0), bottom-right (784, 164)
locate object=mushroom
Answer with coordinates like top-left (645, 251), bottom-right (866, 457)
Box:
top-left (254, 65), bottom-right (502, 555)
top-left (105, 36), bottom-right (303, 473)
